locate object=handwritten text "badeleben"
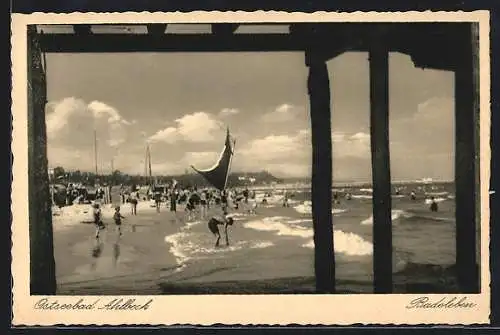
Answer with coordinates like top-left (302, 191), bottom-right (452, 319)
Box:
top-left (406, 296), bottom-right (476, 309)
top-left (34, 298), bottom-right (153, 311)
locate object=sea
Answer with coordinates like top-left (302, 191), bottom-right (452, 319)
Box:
top-left (162, 182), bottom-right (478, 293)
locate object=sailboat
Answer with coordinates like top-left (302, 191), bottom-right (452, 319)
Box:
top-left (191, 128), bottom-right (235, 191)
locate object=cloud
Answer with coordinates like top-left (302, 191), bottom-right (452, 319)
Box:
top-left (148, 127), bottom-right (177, 144)
top-left (46, 97), bottom-right (88, 135)
top-left (260, 103), bottom-right (300, 123)
top-left (149, 111), bottom-right (222, 144)
top-left (218, 108), bottom-right (240, 117)
top-left (240, 129), bottom-right (310, 163)
top-left (390, 96), bottom-right (454, 156)
top-left (46, 97), bottom-right (132, 149)
top-left (88, 100), bottom-right (130, 125)
top-left (331, 131), bottom-right (370, 158)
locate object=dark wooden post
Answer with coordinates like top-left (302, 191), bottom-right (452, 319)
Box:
top-left (146, 24), bottom-right (168, 36)
top-left (28, 26), bottom-right (57, 294)
top-left (455, 23), bottom-right (479, 293)
top-left (306, 50), bottom-right (335, 293)
top-left (368, 31), bottom-right (393, 293)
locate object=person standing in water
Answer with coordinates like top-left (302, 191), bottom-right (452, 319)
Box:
top-left (430, 197), bottom-right (439, 212)
top-left (113, 206), bottom-right (125, 236)
top-left (410, 190), bottom-right (417, 201)
top-left (93, 203), bottom-right (105, 239)
top-left (282, 190), bottom-right (290, 208)
top-left (207, 213), bottom-right (234, 247)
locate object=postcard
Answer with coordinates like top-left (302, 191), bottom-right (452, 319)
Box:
top-left (11, 10), bottom-right (491, 325)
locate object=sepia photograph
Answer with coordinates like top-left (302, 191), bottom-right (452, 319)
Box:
top-left (11, 11), bottom-right (490, 325)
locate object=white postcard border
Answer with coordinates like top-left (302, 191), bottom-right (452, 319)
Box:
top-left (11, 10), bottom-right (491, 326)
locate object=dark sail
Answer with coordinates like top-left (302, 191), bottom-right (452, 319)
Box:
top-left (191, 128), bottom-right (234, 191)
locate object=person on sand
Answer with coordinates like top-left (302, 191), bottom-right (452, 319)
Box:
top-left (154, 191), bottom-right (162, 213)
top-left (199, 189), bottom-right (208, 219)
top-left (207, 214), bottom-right (234, 247)
top-left (221, 190), bottom-right (228, 213)
top-left (129, 188), bottom-right (139, 215)
top-left (93, 203), bottom-right (105, 239)
top-left (113, 206), bottom-right (125, 236)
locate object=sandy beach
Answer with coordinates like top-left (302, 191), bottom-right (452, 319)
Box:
top-left (53, 184), bottom-right (462, 295)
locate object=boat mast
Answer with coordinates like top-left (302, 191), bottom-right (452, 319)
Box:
top-left (147, 144), bottom-right (152, 186)
top-left (94, 130), bottom-right (98, 183)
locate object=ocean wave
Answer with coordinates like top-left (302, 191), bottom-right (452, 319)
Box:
top-left (164, 230), bottom-right (274, 267)
top-left (287, 219), bottom-right (313, 224)
top-left (302, 230), bottom-right (372, 256)
top-left (251, 241), bottom-right (275, 248)
top-left (244, 217), bottom-right (313, 238)
top-left (424, 197), bottom-right (447, 205)
top-left (361, 209), bottom-right (412, 225)
top-left (426, 191), bottom-right (449, 196)
top-left (293, 201), bottom-right (347, 215)
top-left (244, 216), bottom-right (372, 256)
top-left (359, 188), bottom-right (373, 193)
top-left (254, 193), bottom-right (298, 206)
top-left (351, 195), bottom-right (372, 199)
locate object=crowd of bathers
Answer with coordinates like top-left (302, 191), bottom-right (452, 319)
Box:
top-left (118, 183), bottom-right (259, 216)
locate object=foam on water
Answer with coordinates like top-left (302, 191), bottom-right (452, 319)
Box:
top-left (424, 197), bottom-right (447, 205)
top-left (426, 191), bottom-right (449, 196)
top-left (254, 192), bottom-right (299, 207)
top-left (243, 216), bottom-right (373, 256)
top-left (302, 230), bottom-right (373, 256)
top-left (243, 217), bottom-right (313, 238)
top-left (164, 217), bottom-right (275, 268)
top-left (287, 219), bottom-right (313, 224)
top-left (293, 201), bottom-right (347, 215)
top-left (351, 194), bottom-right (372, 199)
top-left (361, 209), bottom-right (412, 225)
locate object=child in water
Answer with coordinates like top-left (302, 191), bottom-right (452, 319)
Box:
top-left (93, 203), bottom-right (105, 239)
top-left (113, 206), bottom-right (125, 236)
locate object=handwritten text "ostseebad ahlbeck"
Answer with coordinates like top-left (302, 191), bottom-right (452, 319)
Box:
top-left (34, 298), bottom-right (153, 311)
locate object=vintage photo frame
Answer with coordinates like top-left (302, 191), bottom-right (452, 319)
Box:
top-left (11, 10), bottom-right (491, 325)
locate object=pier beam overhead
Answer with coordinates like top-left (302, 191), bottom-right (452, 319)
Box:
top-left (28, 26), bottom-right (57, 294)
top-left (368, 31), bottom-right (393, 293)
top-left (455, 23), bottom-right (479, 293)
top-left (306, 51), bottom-right (335, 293)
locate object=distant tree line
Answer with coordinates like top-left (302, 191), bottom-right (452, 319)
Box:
top-left (49, 166), bottom-right (284, 188)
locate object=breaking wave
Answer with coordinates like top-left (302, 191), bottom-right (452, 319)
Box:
top-left (293, 201), bottom-right (347, 215)
top-left (424, 197), bottom-right (447, 205)
top-left (243, 216), bottom-right (373, 256)
top-left (361, 209), bottom-right (413, 225)
top-left (302, 230), bottom-right (373, 256)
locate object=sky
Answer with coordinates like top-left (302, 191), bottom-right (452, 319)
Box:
top-left (44, 49), bottom-right (455, 182)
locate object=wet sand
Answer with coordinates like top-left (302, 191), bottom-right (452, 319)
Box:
top-left (54, 201), bottom-right (460, 295)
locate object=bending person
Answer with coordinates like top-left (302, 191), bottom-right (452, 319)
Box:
top-left (207, 214), bottom-right (234, 247)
